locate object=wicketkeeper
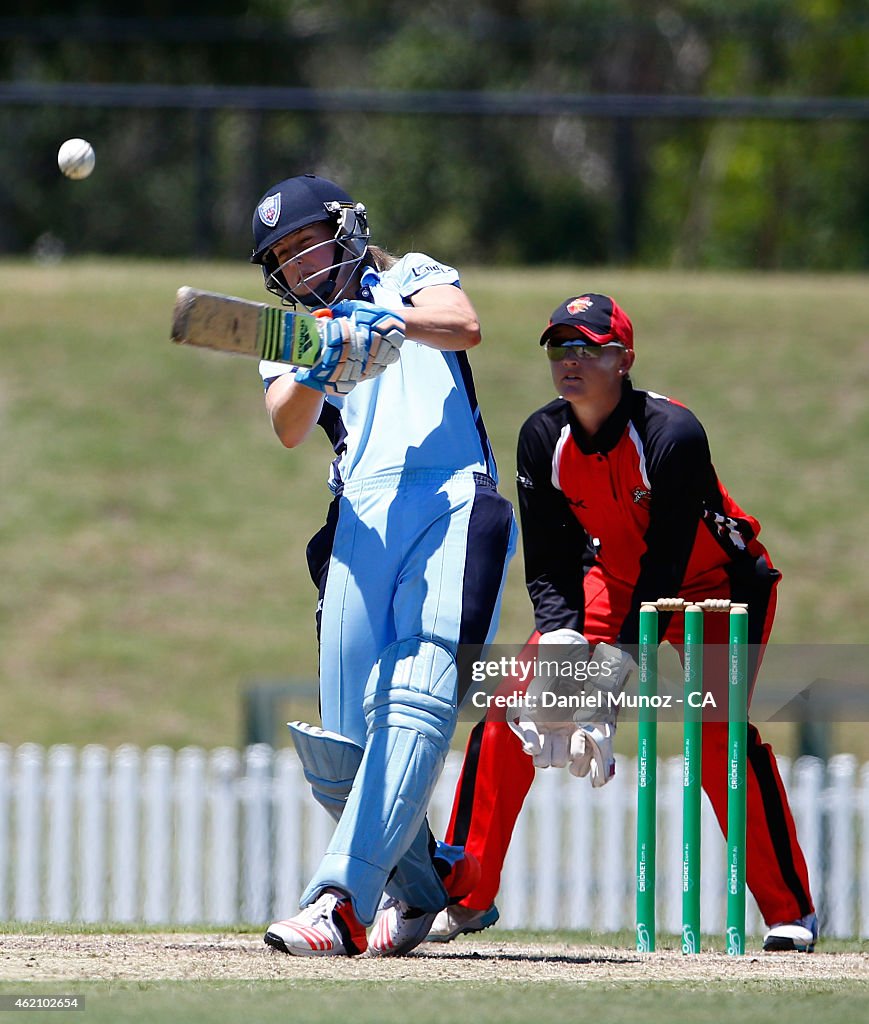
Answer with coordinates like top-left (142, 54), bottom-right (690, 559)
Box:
top-left (430, 293), bottom-right (817, 953)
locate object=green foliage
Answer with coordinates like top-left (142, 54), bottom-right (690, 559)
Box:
top-left (0, 5), bottom-right (867, 267)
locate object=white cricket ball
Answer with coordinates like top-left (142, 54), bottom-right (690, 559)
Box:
top-left (58, 138), bottom-right (96, 180)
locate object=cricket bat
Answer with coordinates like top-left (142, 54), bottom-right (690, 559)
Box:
top-left (170, 286), bottom-right (325, 367)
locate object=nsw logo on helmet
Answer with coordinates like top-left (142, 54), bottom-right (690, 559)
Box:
top-left (257, 193), bottom-right (281, 228)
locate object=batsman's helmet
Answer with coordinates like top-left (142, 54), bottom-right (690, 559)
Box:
top-left (250, 174), bottom-right (369, 305)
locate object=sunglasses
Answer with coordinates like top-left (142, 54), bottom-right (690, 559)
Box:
top-left (545, 340), bottom-right (625, 362)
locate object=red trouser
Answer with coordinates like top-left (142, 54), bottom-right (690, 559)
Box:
top-left (445, 571), bottom-right (814, 926)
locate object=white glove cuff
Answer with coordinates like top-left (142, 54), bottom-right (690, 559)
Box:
top-left (538, 628), bottom-right (587, 649)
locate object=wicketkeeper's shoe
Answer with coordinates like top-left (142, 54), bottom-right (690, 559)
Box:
top-left (264, 888), bottom-right (368, 957)
top-left (424, 902), bottom-right (500, 943)
top-left (368, 851), bottom-right (481, 957)
top-left (762, 912), bottom-right (818, 952)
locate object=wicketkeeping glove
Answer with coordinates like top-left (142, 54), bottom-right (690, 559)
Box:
top-left (508, 629), bottom-right (590, 769)
top-left (508, 633), bottom-right (636, 787)
top-left (567, 643), bottom-right (635, 786)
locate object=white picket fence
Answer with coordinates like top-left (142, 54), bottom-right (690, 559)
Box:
top-left (1, 743), bottom-right (868, 938)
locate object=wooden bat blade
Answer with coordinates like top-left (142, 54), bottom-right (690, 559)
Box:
top-left (170, 287), bottom-right (321, 367)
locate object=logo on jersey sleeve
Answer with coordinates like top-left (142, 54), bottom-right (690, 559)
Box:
top-left (411, 262), bottom-right (450, 277)
top-left (705, 510), bottom-right (748, 550)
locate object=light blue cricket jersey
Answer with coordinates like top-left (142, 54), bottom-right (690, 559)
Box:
top-left (259, 253), bottom-right (498, 492)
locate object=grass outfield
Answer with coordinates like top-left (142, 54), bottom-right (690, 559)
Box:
top-left (1, 982), bottom-right (868, 1024)
top-left (0, 260), bottom-right (866, 753)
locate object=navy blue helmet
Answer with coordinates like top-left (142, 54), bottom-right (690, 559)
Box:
top-left (250, 174), bottom-right (369, 306)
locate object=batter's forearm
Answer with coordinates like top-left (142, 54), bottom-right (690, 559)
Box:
top-left (265, 374), bottom-right (326, 448)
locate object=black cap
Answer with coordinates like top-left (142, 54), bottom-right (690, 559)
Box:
top-left (539, 294), bottom-right (634, 352)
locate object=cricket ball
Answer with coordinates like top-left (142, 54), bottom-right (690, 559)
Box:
top-left (58, 138), bottom-right (96, 180)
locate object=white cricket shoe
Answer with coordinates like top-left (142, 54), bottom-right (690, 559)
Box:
top-left (264, 889), bottom-right (368, 957)
top-left (424, 903), bottom-right (500, 943)
top-left (368, 850), bottom-right (482, 957)
top-left (368, 897), bottom-right (440, 957)
top-left (762, 912), bottom-right (818, 952)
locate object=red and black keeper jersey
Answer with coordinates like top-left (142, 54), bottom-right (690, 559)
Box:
top-left (517, 381), bottom-right (777, 645)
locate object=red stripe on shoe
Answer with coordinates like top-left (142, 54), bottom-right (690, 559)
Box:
top-left (373, 913), bottom-right (395, 950)
top-left (289, 924), bottom-right (331, 951)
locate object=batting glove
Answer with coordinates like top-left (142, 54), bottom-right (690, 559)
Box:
top-left (293, 315), bottom-right (358, 395)
top-left (294, 304), bottom-right (404, 396)
top-left (331, 300), bottom-right (406, 377)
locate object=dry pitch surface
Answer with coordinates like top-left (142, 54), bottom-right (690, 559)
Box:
top-left (1, 933), bottom-right (866, 983)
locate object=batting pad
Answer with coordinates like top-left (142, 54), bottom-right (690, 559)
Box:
top-left (290, 719), bottom-right (449, 912)
top-left (287, 721), bottom-right (363, 821)
top-left (300, 637), bottom-right (457, 923)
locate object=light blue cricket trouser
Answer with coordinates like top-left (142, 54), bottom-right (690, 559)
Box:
top-left (303, 469), bottom-right (516, 924)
